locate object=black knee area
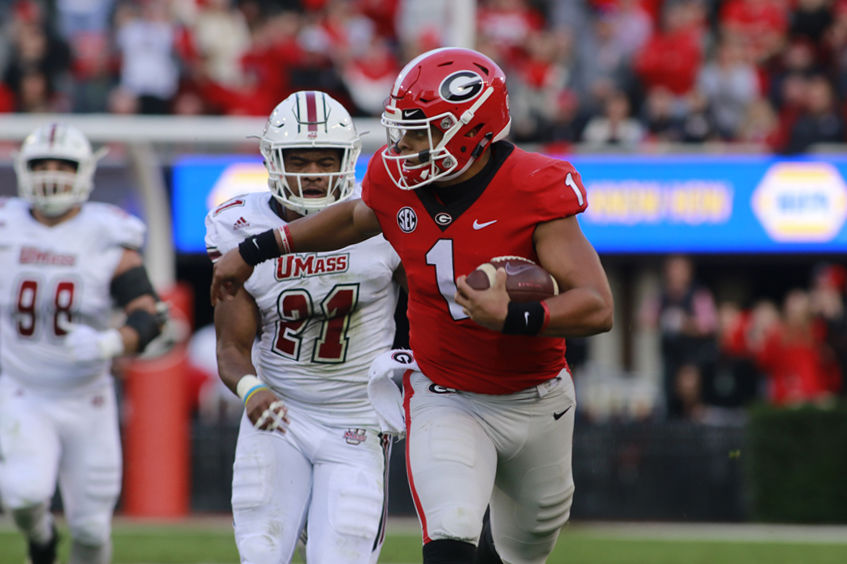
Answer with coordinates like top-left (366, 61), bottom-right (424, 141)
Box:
top-left (474, 511), bottom-right (503, 564)
top-left (423, 539), bottom-right (477, 564)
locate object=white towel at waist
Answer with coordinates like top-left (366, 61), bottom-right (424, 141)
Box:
top-left (367, 349), bottom-right (417, 437)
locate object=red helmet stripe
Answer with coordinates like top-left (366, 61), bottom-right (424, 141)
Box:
top-left (305, 91), bottom-right (317, 136)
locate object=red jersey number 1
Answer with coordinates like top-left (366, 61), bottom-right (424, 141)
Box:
top-left (425, 239), bottom-right (468, 321)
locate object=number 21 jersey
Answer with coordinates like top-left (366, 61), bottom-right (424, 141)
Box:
top-left (205, 193), bottom-right (402, 427)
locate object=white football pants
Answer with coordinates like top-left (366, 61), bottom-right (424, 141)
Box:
top-left (405, 369), bottom-right (576, 564)
top-left (231, 408), bottom-right (390, 564)
top-left (0, 375), bottom-right (121, 548)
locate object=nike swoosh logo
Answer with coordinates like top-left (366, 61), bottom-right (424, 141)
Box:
top-left (504, 263), bottom-right (535, 276)
top-left (472, 219), bottom-right (498, 230)
top-left (553, 406), bottom-right (573, 420)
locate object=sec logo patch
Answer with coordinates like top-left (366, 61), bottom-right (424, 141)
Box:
top-left (397, 206), bottom-right (418, 233)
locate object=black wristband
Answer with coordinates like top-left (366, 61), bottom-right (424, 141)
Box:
top-left (501, 301), bottom-right (546, 335)
top-left (238, 229), bottom-right (281, 266)
top-left (125, 309), bottom-right (162, 352)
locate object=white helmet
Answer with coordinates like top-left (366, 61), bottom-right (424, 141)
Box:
top-left (260, 91), bottom-right (361, 216)
top-left (14, 123), bottom-right (106, 217)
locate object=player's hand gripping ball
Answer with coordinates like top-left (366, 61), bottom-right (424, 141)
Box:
top-left (465, 256), bottom-right (559, 302)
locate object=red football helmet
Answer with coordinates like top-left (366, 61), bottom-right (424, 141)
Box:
top-left (381, 48), bottom-right (511, 190)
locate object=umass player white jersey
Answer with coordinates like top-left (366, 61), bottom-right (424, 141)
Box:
top-left (0, 197), bottom-right (145, 392)
top-left (205, 192), bottom-right (401, 426)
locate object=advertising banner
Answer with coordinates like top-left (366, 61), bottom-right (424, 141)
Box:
top-left (171, 154), bottom-right (847, 255)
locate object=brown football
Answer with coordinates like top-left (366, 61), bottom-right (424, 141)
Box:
top-left (465, 256), bottom-right (559, 302)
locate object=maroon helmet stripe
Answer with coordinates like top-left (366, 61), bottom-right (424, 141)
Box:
top-left (48, 123), bottom-right (57, 145)
top-left (305, 91), bottom-right (317, 135)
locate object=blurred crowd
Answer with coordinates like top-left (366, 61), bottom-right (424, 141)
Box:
top-left (639, 255), bottom-right (846, 423)
top-left (3, 0), bottom-right (847, 153)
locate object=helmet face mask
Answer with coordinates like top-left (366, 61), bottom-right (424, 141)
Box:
top-left (261, 91), bottom-right (361, 216)
top-left (14, 123), bottom-right (105, 217)
top-left (382, 111), bottom-right (458, 188)
top-left (380, 48), bottom-right (511, 190)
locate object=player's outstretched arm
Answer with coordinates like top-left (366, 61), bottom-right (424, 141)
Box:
top-left (534, 215), bottom-right (614, 337)
top-left (282, 197), bottom-right (382, 253)
top-left (210, 198), bottom-right (381, 305)
top-left (215, 287), bottom-right (289, 433)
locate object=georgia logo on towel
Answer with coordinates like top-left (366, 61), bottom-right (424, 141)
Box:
top-left (391, 351), bottom-right (413, 364)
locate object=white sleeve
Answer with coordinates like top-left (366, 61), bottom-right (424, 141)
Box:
top-left (204, 211), bottom-right (225, 263)
top-left (385, 237), bottom-right (401, 273)
top-left (204, 199), bottom-right (246, 263)
top-left (96, 203), bottom-right (146, 250)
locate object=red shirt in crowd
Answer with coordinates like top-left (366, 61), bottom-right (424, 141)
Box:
top-left (634, 28), bottom-right (702, 95)
top-left (756, 322), bottom-right (842, 405)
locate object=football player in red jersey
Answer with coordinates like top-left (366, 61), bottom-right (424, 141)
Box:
top-left (211, 48), bottom-right (613, 563)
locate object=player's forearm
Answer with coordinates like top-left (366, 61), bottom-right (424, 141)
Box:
top-left (216, 344), bottom-right (258, 397)
top-left (119, 296), bottom-right (161, 355)
top-left (275, 199), bottom-right (374, 254)
top-left (540, 287), bottom-right (613, 338)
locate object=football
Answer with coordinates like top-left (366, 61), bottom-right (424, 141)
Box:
top-left (465, 256), bottom-right (559, 302)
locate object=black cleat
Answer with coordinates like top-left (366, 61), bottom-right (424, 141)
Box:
top-left (28, 525), bottom-right (58, 564)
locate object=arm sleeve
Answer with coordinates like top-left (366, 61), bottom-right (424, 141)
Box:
top-left (204, 199), bottom-right (244, 262)
top-left (204, 211), bottom-right (225, 263)
top-left (524, 160), bottom-right (589, 222)
top-left (98, 204), bottom-right (146, 250)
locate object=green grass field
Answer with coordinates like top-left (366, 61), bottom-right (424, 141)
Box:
top-left (1, 518), bottom-right (846, 563)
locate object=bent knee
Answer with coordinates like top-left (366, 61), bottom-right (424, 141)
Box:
top-left (519, 465), bottom-right (575, 535)
top-left (530, 481), bottom-right (574, 535)
top-left (69, 516), bottom-right (111, 546)
top-left (1, 478), bottom-right (54, 510)
top-left (426, 505), bottom-right (485, 543)
top-left (10, 504), bottom-right (48, 532)
top-left (237, 533), bottom-right (286, 564)
top-left (329, 479), bottom-right (383, 540)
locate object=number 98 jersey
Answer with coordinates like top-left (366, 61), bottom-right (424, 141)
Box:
top-left (205, 192), bottom-right (402, 427)
top-left (0, 197), bottom-right (146, 392)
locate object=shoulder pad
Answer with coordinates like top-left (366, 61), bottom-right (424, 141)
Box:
top-left (88, 202), bottom-right (146, 250)
top-left (205, 194), bottom-right (259, 260)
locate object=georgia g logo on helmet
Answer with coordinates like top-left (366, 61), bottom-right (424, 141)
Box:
top-left (439, 71), bottom-right (484, 103)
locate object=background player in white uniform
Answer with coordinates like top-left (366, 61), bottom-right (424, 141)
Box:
top-left (0, 123), bottom-right (167, 564)
top-left (206, 91), bottom-right (404, 564)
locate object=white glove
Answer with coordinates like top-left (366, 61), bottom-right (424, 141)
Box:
top-left (61, 321), bottom-right (125, 363)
